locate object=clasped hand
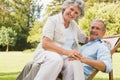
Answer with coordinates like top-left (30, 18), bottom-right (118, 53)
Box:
top-left (66, 50), bottom-right (83, 61)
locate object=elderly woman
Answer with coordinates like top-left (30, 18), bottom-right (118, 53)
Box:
top-left (17, 0), bottom-right (87, 80)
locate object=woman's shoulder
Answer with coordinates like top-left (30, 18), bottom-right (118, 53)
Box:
top-left (70, 20), bottom-right (80, 30)
top-left (70, 20), bottom-right (79, 27)
top-left (48, 13), bottom-right (61, 20)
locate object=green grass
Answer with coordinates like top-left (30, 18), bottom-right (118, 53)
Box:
top-left (0, 52), bottom-right (33, 80)
top-left (0, 52), bottom-right (120, 80)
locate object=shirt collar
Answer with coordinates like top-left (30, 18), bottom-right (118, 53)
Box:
top-left (94, 39), bottom-right (103, 43)
top-left (59, 12), bottom-right (72, 26)
top-left (87, 39), bottom-right (103, 45)
top-left (58, 12), bottom-right (64, 24)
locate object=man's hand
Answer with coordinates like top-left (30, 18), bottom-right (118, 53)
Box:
top-left (66, 50), bottom-right (83, 60)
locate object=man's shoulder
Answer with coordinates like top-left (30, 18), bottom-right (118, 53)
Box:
top-left (99, 41), bottom-right (111, 50)
top-left (92, 39), bottom-right (111, 50)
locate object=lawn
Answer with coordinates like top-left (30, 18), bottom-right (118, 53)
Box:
top-left (0, 52), bottom-right (120, 80)
top-left (0, 52), bottom-right (33, 80)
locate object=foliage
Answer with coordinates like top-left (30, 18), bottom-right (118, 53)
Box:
top-left (44, 0), bottom-right (64, 17)
top-left (0, 0), bottom-right (120, 50)
top-left (79, 3), bottom-right (120, 36)
top-left (0, 27), bottom-right (17, 51)
top-left (0, 0), bottom-right (42, 51)
top-left (27, 21), bottom-right (43, 47)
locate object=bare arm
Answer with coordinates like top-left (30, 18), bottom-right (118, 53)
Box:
top-left (42, 37), bottom-right (67, 55)
top-left (80, 57), bottom-right (106, 72)
top-left (42, 37), bottom-right (82, 60)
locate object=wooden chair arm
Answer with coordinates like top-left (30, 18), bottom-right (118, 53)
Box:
top-left (87, 69), bottom-right (99, 80)
top-left (103, 34), bottom-right (120, 39)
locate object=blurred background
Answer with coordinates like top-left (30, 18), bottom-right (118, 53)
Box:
top-left (0, 0), bottom-right (120, 52)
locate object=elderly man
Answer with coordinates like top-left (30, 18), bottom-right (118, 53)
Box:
top-left (77, 19), bottom-right (112, 79)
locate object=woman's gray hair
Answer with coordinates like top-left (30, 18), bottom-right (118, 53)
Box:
top-left (62, 0), bottom-right (84, 18)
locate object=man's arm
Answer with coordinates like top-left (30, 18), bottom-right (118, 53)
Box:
top-left (80, 57), bottom-right (106, 72)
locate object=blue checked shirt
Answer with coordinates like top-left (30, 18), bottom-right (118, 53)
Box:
top-left (79, 39), bottom-right (112, 79)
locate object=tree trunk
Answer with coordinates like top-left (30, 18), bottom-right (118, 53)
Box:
top-left (6, 44), bottom-right (9, 52)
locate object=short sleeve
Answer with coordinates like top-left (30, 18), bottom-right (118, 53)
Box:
top-left (77, 27), bottom-right (87, 43)
top-left (42, 17), bottom-right (56, 40)
top-left (71, 21), bottom-right (87, 44)
top-left (97, 44), bottom-right (112, 73)
top-left (76, 24), bottom-right (86, 43)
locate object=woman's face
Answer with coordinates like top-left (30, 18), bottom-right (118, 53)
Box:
top-left (63, 5), bottom-right (80, 22)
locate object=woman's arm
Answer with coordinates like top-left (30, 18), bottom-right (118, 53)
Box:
top-left (42, 37), bottom-right (67, 55)
top-left (42, 37), bottom-right (82, 60)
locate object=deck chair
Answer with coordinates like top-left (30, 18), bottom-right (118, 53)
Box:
top-left (87, 34), bottom-right (120, 80)
top-left (57, 34), bottom-right (120, 80)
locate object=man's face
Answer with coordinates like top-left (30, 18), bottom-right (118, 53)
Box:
top-left (90, 21), bottom-right (105, 40)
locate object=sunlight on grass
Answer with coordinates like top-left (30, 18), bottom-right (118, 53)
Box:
top-left (0, 72), bottom-right (19, 80)
top-left (0, 52), bottom-right (120, 80)
top-left (0, 52), bottom-right (33, 80)
top-left (0, 52), bottom-right (33, 73)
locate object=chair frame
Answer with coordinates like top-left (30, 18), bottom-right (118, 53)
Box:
top-left (57, 34), bottom-right (120, 80)
top-left (87, 34), bottom-right (120, 80)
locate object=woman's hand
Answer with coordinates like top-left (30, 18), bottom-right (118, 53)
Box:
top-left (66, 50), bottom-right (83, 60)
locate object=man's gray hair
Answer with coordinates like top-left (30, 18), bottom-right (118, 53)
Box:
top-left (62, 0), bottom-right (84, 18)
top-left (91, 19), bottom-right (106, 31)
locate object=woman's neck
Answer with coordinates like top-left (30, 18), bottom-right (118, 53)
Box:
top-left (64, 22), bottom-right (70, 28)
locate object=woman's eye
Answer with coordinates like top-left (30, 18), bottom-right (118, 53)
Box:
top-left (70, 8), bottom-right (73, 11)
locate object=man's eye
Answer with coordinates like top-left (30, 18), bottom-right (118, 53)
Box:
top-left (91, 27), bottom-right (94, 29)
top-left (75, 12), bottom-right (78, 15)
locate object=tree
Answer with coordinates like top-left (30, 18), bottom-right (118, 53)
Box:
top-left (0, 0), bottom-right (43, 51)
top-left (0, 27), bottom-right (17, 51)
top-left (79, 3), bottom-right (120, 36)
top-left (44, 0), bottom-right (64, 18)
top-left (27, 21), bottom-right (44, 47)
